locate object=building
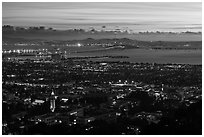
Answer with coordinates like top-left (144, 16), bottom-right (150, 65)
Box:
top-left (51, 53), bottom-right (62, 60)
top-left (32, 99), bottom-right (45, 106)
top-left (33, 113), bottom-right (56, 125)
top-left (31, 113), bottom-right (71, 126)
top-left (77, 116), bottom-right (95, 125)
top-left (68, 108), bottom-right (84, 117)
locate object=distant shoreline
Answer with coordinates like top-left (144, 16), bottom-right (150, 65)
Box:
top-left (3, 25), bottom-right (202, 42)
top-left (3, 48), bottom-right (201, 65)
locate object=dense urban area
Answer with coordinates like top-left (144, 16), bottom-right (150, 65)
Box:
top-left (2, 1), bottom-right (202, 135)
top-left (2, 45), bottom-right (202, 135)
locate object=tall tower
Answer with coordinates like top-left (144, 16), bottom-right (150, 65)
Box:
top-left (161, 84), bottom-right (164, 92)
top-left (50, 91), bottom-right (55, 112)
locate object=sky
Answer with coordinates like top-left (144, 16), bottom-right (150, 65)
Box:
top-left (2, 2), bottom-right (202, 32)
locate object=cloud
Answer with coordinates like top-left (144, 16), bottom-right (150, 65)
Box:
top-left (2, 2), bottom-right (202, 32)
